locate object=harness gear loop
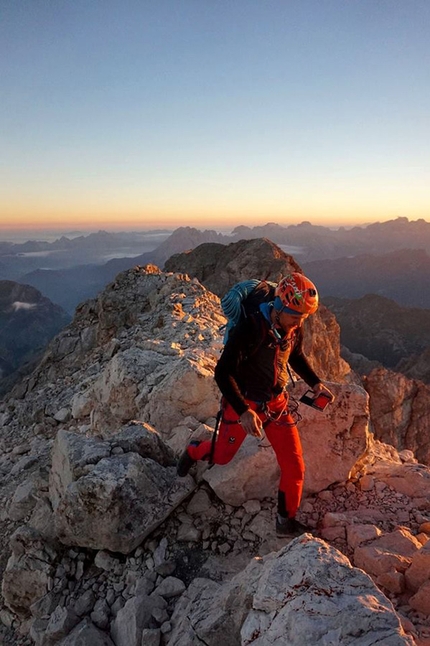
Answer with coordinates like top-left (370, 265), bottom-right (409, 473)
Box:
top-left (261, 397), bottom-right (289, 424)
top-left (208, 405), bottom-right (223, 466)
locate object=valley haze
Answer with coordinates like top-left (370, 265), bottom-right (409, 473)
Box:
top-left (1, 217), bottom-right (430, 314)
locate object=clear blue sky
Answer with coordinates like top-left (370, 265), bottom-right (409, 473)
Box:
top-left (1, 0), bottom-right (429, 230)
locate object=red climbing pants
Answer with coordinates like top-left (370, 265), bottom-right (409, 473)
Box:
top-left (188, 395), bottom-right (305, 518)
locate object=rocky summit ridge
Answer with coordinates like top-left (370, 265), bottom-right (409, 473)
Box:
top-left (0, 243), bottom-right (429, 645)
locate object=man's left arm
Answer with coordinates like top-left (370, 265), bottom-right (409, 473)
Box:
top-left (288, 332), bottom-right (335, 402)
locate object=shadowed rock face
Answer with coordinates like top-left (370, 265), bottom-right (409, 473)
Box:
top-left (165, 238), bottom-right (351, 383)
top-left (324, 293), bottom-right (430, 376)
top-left (364, 367), bottom-right (430, 465)
top-left (0, 280), bottom-right (70, 389)
top-left (302, 248), bottom-right (430, 308)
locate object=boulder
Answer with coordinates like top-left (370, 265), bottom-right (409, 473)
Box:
top-left (298, 381), bottom-right (370, 493)
top-left (49, 430), bottom-right (111, 509)
top-left (8, 477), bottom-right (38, 521)
top-left (405, 540), bottom-right (430, 592)
top-left (110, 421), bottom-right (176, 467)
top-left (1, 526), bottom-right (59, 618)
top-left (50, 429), bottom-right (195, 553)
top-left (366, 461), bottom-right (430, 499)
top-left (354, 528), bottom-right (422, 577)
top-left (110, 594), bottom-right (167, 646)
top-left (202, 434), bottom-right (280, 506)
top-left (409, 580), bottom-right (430, 616)
top-left (57, 618), bottom-right (115, 645)
top-left (168, 535), bottom-right (413, 645)
top-left (78, 341), bottom-right (220, 439)
top-left (43, 605), bottom-right (80, 643)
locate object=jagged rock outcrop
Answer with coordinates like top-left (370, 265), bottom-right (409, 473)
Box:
top-left (164, 238), bottom-right (299, 297)
top-left (165, 237), bottom-right (351, 383)
top-left (364, 367), bottom-right (430, 465)
top-left (4, 265), bottom-right (224, 441)
top-left (168, 535), bottom-right (413, 645)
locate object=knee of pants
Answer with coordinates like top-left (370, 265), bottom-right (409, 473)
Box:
top-left (213, 443), bottom-right (240, 465)
top-left (278, 454), bottom-right (305, 481)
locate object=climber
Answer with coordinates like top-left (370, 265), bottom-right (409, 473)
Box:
top-left (177, 272), bottom-right (334, 537)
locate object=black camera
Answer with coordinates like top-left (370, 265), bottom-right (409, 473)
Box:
top-left (299, 390), bottom-right (331, 411)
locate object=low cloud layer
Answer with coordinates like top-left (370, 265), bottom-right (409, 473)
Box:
top-left (11, 301), bottom-right (38, 312)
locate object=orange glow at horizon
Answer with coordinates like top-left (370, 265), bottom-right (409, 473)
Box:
top-left (1, 199), bottom-right (429, 232)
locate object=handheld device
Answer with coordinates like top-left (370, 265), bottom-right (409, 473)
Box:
top-left (299, 390), bottom-right (331, 411)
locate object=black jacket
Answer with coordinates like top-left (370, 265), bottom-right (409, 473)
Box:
top-left (214, 312), bottom-right (321, 416)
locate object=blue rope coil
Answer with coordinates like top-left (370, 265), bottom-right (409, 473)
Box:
top-left (220, 279), bottom-right (261, 342)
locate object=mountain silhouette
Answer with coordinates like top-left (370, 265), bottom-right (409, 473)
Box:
top-left (303, 248), bottom-right (430, 308)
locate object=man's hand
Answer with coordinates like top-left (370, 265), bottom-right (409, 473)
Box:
top-left (312, 382), bottom-right (335, 402)
top-left (239, 409), bottom-right (263, 438)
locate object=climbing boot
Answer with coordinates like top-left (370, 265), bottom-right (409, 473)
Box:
top-left (276, 515), bottom-right (309, 538)
top-left (176, 441), bottom-right (201, 477)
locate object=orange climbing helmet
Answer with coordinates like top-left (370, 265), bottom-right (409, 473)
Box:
top-left (274, 272), bottom-right (319, 316)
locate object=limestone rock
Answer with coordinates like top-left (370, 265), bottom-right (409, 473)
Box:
top-left (43, 605), bottom-right (80, 643)
top-left (6, 266), bottom-right (225, 441)
top-left (50, 430), bottom-right (195, 553)
top-left (110, 594), bottom-right (167, 646)
top-left (409, 580), bottom-right (430, 615)
top-left (1, 526), bottom-right (59, 618)
top-left (346, 524), bottom-right (382, 550)
top-left (405, 540), bottom-right (430, 592)
top-left (49, 430), bottom-right (111, 510)
top-left (8, 477), bottom-right (38, 521)
top-left (143, 355), bottom-right (220, 433)
top-left (354, 528), bottom-right (422, 577)
top-left (154, 576), bottom-right (186, 599)
top-left (168, 535), bottom-right (413, 645)
top-left (297, 381), bottom-right (370, 494)
top-left (85, 345), bottom-right (221, 438)
top-left (141, 628), bottom-right (161, 646)
top-left (57, 618), bottom-right (115, 645)
top-left (61, 267), bottom-right (224, 435)
top-left (110, 422), bottom-right (176, 467)
top-left (186, 490), bottom-right (212, 516)
top-left (366, 461), bottom-right (430, 498)
top-left (202, 434), bottom-right (280, 506)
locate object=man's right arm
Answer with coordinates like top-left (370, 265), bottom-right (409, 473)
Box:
top-left (214, 332), bottom-right (263, 437)
top-left (214, 326), bottom-right (250, 416)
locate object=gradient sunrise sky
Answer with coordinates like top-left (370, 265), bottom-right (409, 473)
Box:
top-left (1, 0), bottom-right (429, 231)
